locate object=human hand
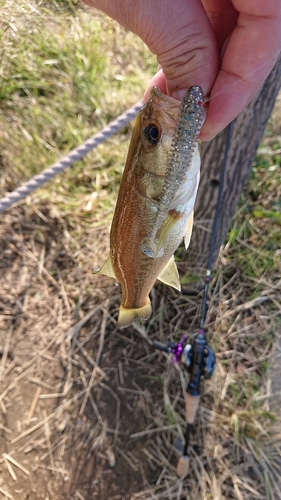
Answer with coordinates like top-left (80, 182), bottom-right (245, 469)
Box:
top-left (83, 0), bottom-right (281, 140)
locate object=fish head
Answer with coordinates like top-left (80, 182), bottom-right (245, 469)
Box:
top-left (138, 87), bottom-right (181, 177)
top-left (129, 87), bottom-right (182, 202)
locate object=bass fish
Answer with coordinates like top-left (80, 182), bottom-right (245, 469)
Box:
top-left (97, 86), bottom-right (206, 327)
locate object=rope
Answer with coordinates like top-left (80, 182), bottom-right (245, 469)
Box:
top-left (0, 100), bottom-right (143, 214)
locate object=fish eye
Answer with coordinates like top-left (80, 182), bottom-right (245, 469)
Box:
top-left (143, 124), bottom-right (160, 145)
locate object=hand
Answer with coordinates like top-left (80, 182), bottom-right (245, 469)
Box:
top-left (83, 0), bottom-right (281, 140)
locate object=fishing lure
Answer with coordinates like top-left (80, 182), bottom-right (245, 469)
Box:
top-left (141, 85), bottom-right (205, 259)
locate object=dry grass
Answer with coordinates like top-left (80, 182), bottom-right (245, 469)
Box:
top-left (0, 156), bottom-right (281, 498)
top-left (1, 1), bottom-right (281, 499)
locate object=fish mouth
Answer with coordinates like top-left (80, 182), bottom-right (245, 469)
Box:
top-left (150, 86), bottom-right (181, 107)
top-left (140, 94), bottom-right (179, 137)
top-left (148, 87), bottom-right (181, 121)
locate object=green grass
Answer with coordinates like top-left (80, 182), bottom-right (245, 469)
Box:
top-left (0, 0), bottom-right (156, 220)
top-left (224, 153), bottom-right (281, 288)
top-left (1, 2), bottom-right (281, 498)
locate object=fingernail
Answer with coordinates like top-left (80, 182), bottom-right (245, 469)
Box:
top-left (199, 129), bottom-right (217, 142)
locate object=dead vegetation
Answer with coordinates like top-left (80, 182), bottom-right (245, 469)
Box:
top-left (1, 2), bottom-right (281, 499)
top-left (0, 170), bottom-right (281, 499)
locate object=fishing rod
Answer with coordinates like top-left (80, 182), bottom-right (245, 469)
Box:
top-left (153, 120), bottom-right (233, 478)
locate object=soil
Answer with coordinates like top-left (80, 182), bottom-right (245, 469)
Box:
top-left (0, 207), bottom-right (184, 500)
top-left (0, 206), bottom-right (280, 500)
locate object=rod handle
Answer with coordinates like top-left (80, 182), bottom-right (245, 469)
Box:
top-left (185, 393), bottom-right (200, 424)
top-left (177, 455), bottom-right (190, 478)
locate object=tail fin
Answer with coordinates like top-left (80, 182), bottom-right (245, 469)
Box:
top-left (118, 298), bottom-right (152, 328)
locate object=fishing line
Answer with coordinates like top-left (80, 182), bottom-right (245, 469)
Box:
top-left (153, 115), bottom-right (234, 479)
top-left (204, 49), bottom-right (281, 105)
top-left (199, 120), bottom-right (233, 330)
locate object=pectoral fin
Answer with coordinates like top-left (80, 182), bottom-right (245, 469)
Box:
top-left (150, 209), bottom-right (182, 258)
top-left (94, 254), bottom-right (116, 279)
top-left (157, 256), bottom-right (181, 291)
top-left (184, 211), bottom-right (194, 249)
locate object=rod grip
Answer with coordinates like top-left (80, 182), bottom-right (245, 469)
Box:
top-left (177, 455), bottom-right (190, 478)
top-left (185, 393), bottom-right (200, 424)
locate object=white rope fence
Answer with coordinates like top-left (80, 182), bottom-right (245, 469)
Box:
top-left (0, 100), bottom-right (143, 214)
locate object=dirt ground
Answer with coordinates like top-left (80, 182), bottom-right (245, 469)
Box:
top-left (0, 198), bottom-right (281, 500)
top-left (0, 207), bottom-right (188, 500)
top-left (1, 2), bottom-right (281, 496)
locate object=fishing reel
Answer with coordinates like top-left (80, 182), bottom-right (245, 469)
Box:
top-left (153, 332), bottom-right (216, 478)
top-left (151, 120), bottom-right (232, 479)
top-left (153, 331), bottom-right (216, 391)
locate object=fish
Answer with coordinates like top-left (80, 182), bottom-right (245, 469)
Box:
top-left (96, 86), bottom-right (206, 328)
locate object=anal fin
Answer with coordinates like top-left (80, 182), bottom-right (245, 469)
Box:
top-left (157, 255), bottom-right (181, 291)
top-left (184, 211), bottom-right (194, 250)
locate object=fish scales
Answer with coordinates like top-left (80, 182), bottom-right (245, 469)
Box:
top-left (141, 86), bottom-right (205, 258)
top-left (96, 86), bottom-right (206, 327)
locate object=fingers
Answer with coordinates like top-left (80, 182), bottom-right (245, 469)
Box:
top-left (201, 0), bottom-right (281, 140)
top-left (83, 0), bottom-right (281, 142)
top-left (149, 0), bottom-right (219, 97)
top-left (84, 0), bottom-right (219, 102)
top-left (201, 0), bottom-right (238, 50)
top-left (143, 69), bottom-right (167, 102)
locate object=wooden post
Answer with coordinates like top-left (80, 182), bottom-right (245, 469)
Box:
top-left (182, 56), bottom-right (281, 280)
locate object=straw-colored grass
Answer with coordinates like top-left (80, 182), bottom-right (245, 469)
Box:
top-left (0, 1), bottom-right (281, 499)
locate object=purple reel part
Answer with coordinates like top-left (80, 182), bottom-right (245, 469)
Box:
top-left (171, 335), bottom-right (186, 365)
